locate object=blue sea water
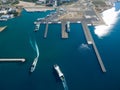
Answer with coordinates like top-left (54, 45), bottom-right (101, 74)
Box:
top-left (0, 2), bottom-right (120, 90)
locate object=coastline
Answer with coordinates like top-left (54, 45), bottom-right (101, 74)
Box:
top-left (24, 7), bottom-right (54, 12)
top-left (0, 26), bottom-right (7, 32)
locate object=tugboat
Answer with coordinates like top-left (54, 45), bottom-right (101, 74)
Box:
top-left (54, 64), bottom-right (65, 81)
top-left (66, 21), bottom-right (70, 33)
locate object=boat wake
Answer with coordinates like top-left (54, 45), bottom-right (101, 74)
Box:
top-left (62, 78), bottom-right (68, 90)
top-left (29, 37), bottom-right (36, 52)
top-left (29, 36), bottom-right (39, 72)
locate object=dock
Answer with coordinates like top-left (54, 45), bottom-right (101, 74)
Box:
top-left (44, 23), bottom-right (49, 38)
top-left (81, 21), bottom-right (106, 72)
top-left (0, 58), bottom-right (25, 62)
top-left (81, 21), bottom-right (92, 44)
top-left (61, 22), bottom-right (68, 38)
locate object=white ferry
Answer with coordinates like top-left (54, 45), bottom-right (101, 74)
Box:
top-left (30, 57), bottom-right (38, 72)
top-left (54, 64), bottom-right (64, 81)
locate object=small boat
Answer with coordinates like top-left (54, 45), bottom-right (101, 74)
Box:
top-left (34, 24), bottom-right (40, 32)
top-left (54, 64), bottom-right (65, 81)
top-left (30, 57), bottom-right (38, 72)
top-left (66, 21), bottom-right (70, 33)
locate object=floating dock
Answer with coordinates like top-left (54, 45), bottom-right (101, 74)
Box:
top-left (61, 22), bottom-right (68, 38)
top-left (81, 21), bottom-right (106, 72)
top-left (44, 23), bottom-right (49, 38)
top-left (0, 58), bottom-right (25, 62)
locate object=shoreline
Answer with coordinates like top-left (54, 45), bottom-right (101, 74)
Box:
top-left (24, 7), bottom-right (54, 12)
top-left (0, 26), bottom-right (7, 32)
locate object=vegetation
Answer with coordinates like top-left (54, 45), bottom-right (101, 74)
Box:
top-left (22, 0), bottom-right (38, 2)
top-left (12, 0), bottom-right (19, 5)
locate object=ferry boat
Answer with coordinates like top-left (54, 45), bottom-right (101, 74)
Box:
top-left (66, 21), bottom-right (70, 33)
top-left (30, 57), bottom-right (38, 72)
top-left (54, 64), bottom-right (64, 81)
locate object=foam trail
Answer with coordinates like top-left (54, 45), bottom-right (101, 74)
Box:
top-left (29, 38), bottom-right (36, 52)
top-left (35, 41), bottom-right (39, 58)
top-left (29, 35), bottom-right (39, 58)
top-left (62, 78), bottom-right (68, 90)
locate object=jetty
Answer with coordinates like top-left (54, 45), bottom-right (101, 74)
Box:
top-left (61, 22), bottom-right (68, 38)
top-left (44, 23), bottom-right (49, 38)
top-left (0, 26), bottom-right (7, 32)
top-left (81, 21), bottom-right (106, 72)
top-left (81, 21), bottom-right (92, 44)
top-left (0, 58), bottom-right (25, 62)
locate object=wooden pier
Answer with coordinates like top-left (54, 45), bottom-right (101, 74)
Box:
top-left (61, 22), bottom-right (68, 38)
top-left (44, 23), bottom-right (49, 38)
top-left (81, 21), bottom-right (106, 72)
top-left (0, 58), bottom-right (25, 62)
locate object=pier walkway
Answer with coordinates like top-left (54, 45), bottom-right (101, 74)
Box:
top-left (61, 22), bottom-right (68, 38)
top-left (44, 23), bottom-right (49, 38)
top-left (81, 21), bottom-right (92, 44)
top-left (0, 58), bottom-right (25, 62)
top-left (81, 21), bottom-right (106, 72)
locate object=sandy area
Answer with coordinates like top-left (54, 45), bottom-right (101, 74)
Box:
top-left (59, 12), bottom-right (83, 21)
top-left (15, 1), bottom-right (54, 12)
top-left (15, 1), bottom-right (36, 7)
top-left (25, 7), bottom-right (54, 12)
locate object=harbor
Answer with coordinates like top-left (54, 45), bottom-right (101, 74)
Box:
top-left (0, 6), bottom-right (120, 89)
top-left (81, 21), bottom-right (106, 72)
top-left (0, 58), bottom-right (25, 62)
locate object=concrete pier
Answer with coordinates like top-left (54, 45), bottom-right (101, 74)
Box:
top-left (44, 23), bottom-right (49, 38)
top-left (81, 21), bottom-right (92, 44)
top-left (81, 21), bottom-right (106, 72)
top-left (0, 58), bottom-right (25, 62)
top-left (61, 22), bottom-right (68, 38)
